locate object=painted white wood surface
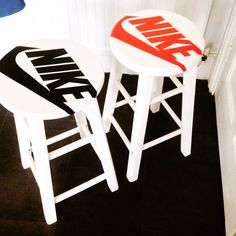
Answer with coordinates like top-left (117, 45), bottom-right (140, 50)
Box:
top-left (214, 3), bottom-right (236, 234)
top-left (215, 44), bottom-right (236, 236)
top-left (209, 0), bottom-right (236, 93)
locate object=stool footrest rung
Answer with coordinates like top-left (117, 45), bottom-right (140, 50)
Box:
top-left (115, 81), bottom-right (136, 110)
top-left (108, 76), bottom-right (185, 153)
top-left (143, 128), bottom-right (183, 150)
top-left (54, 173), bottom-right (106, 203)
top-left (115, 95), bottom-right (136, 108)
top-left (151, 86), bottom-right (184, 104)
top-left (108, 114), bottom-right (131, 150)
top-left (46, 127), bottom-right (81, 146)
top-left (170, 75), bottom-right (182, 88)
top-left (161, 100), bottom-right (182, 127)
top-left (49, 135), bottom-right (93, 160)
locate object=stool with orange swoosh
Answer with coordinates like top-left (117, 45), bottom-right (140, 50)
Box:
top-left (103, 9), bottom-right (204, 182)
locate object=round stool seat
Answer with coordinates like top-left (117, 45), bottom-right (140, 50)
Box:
top-left (0, 39), bottom-right (104, 119)
top-left (110, 9), bottom-right (205, 76)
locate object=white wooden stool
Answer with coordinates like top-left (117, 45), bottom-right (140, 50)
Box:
top-left (103, 10), bottom-right (204, 182)
top-left (0, 39), bottom-right (118, 224)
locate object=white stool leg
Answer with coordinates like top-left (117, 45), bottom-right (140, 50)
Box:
top-left (181, 66), bottom-right (197, 156)
top-left (85, 99), bottom-right (118, 192)
top-left (103, 57), bottom-right (123, 133)
top-left (150, 76), bottom-right (164, 113)
top-left (14, 115), bottom-right (31, 169)
top-left (27, 118), bottom-right (57, 225)
top-left (74, 111), bottom-right (88, 138)
top-left (126, 75), bottom-right (155, 182)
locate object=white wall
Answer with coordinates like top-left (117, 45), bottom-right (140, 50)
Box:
top-left (207, 0), bottom-right (236, 88)
top-left (0, 0), bottom-right (70, 58)
top-left (215, 37), bottom-right (236, 236)
top-left (213, 1), bottom-right (236, 235)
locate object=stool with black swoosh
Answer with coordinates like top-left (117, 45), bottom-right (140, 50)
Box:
top-left (103, 9), bottom-right (205, 182)
top-left (0, 39), bottom-right (118, 224)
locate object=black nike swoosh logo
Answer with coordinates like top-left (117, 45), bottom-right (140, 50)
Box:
top-left (0, 46), bottom-right (74, 114)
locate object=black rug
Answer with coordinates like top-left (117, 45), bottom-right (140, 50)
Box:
top-left (0, 74), bottom-right (225, 236)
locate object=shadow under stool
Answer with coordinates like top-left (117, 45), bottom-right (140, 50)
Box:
top-left (0, 39), bottom-right (118, 224)
top-left (103, 9), bottom-right (205, 182)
